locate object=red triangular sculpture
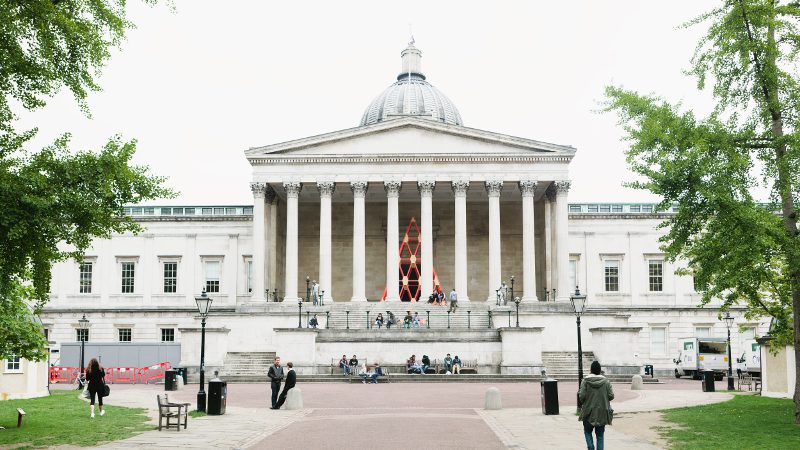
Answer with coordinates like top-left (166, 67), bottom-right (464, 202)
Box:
top-left (381, 217), bottom-right (441, 301)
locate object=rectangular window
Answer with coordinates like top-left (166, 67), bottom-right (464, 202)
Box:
top-left (163, 262), bottom-right (177, 293)
top-left (184, 207), bottom-right (195, 215)
top-left (76, 329), bottom-right (89, 342)
top-left (642, 205), bottom-right (653, 213)
top-left (569, 205), bottom-right (582, 213)
top-left (118, 328), bottom-right (132, 342)
top-left (201, 207), bottom-right (213, 215)
top-left (648, 260), bottom-right (664, 292)
top-left (612, 205), bottom-right (623, 213)
top-left (695, 326), bottom-right (711, 337)
top-left (205, 261), bottom-right (221, 293)
top-left (693, 275), bottom-right (703, 292)
top-left (650, 327), bottom-right (666, 356)
top-left (121, 262), bottom-right (135, 293)
top-left (161, 207), bottom-right (172, 215)
top-left (604, 260), bottom-right (620, 292)
top-left (247, 260), bottom-right (253, 293)
top-left (5, 356), bottom-right (21, 372)
top-left (161, 328), bottom-right (175, 342)
top-left (569, 259), bottom-right (578, 292)
top-left (599, 204), bottom-right (611, 213)
top-left (243, 207), bottom-right (253, 215)
top-left (587, 204), bottom-right (598, 213)
top-left (225, 207), bottom-right (236, 215)
top-left (630, 205), bottom-right (641, 212)
top-left (213, 207), bottom-right (224, 215)
top-left (79, 262), bottom-right (93, 293)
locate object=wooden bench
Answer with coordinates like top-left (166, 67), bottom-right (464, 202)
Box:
top-left (157, 394), bottom-right (188, 431)
top-left (754, 376), bottom-right (762, 391)
top-left (455, 359), bottom-right (478, 374)
top-left (16, 408), bottom-right (25, 428)
top-left (738, 373), bottom-right (753, 391)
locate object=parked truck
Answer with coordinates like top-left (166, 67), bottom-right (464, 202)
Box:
top-left (736, 339), bottom-right (761, 377)
top-left (673, 337), bottom-right (728, 380)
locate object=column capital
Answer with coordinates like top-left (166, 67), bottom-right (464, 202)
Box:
top-left (485, 180), bottom-right (503, 197)
top-left (350, 181), bottom-right (368, 198)
top-left (250, 182), bottom-right (266, 198)
top-left (317, 181), bottom-right (336, 197)
top-left (451, 180), bottom-right (470, 197)
top-left (554, 180), bottom-right (571, 196)
top-left (418, 180), bottom-right (436, 197)
top-left (283, 181), bottom-right (302, 198)
top-left (518, 180), bottom-right (538, 197)
top-left (384, 180), bottom-right (402, 198)
top-left (265, 185), bottom-right (277, 204)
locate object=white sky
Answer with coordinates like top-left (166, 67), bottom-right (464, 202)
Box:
top-left (16, 0), bottom-right (721, 205)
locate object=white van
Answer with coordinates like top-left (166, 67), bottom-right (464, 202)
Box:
top-left (736, 339), bottom-right (761, 376)
top-left (673, 337), bottom-right (728, 380)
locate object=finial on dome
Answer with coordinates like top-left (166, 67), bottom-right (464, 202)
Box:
top-left (398, 41), bottom-right (425, 81)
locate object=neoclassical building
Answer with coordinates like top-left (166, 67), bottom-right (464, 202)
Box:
top-left (41, 44), bottom-right (766, 378)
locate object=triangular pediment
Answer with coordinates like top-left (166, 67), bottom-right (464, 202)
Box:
top-left (245, 117), bottom-right (575, 159)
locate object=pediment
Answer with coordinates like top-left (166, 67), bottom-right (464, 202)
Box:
top-left (246, 117), bottom-right (575, 159)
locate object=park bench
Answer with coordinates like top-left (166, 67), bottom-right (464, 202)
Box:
top-left (157, 394), bottom-right (188, 431)
top-left (16, 408), bottom-right (25, 428)
top-left (754, 376), bottom-right (762, 392)
top-left (738, 373), bottom-right (753, 391)
top-left (456, 359), bottom-right (478, 374)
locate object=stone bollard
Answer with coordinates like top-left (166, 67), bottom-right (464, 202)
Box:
top-left (286, 387), bottom-right (303, 410)
top-left (484, 387), bottom-right (502, 410)
top-left (631, 374), bottom-right (644, 390)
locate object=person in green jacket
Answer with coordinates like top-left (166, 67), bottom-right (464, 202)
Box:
top-left (578, 361), bottom-right (614, 450)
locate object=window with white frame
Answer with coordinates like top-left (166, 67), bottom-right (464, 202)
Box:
top-left (76, 329), bottom-right (89, 342)
top-left (118, 328), bottom-right (132, 342)
top-left (569, 258), bottom-right (579, 292)
top-left (204, 260), bottom-right (221, 293)
top-left (79, 262), bottom-right (93, 293)
top-left (695, 326), bottom-right (711, 337)
top-left (247, 260), bottom-right (253, 293)
top-left (121, 261), bottom-right (135, 293)
top-left (648, 259), bottom-right (664, 292)
top-left (161, 328), bottom-right (175, 342)
top-left (5, 356), bottom-right (21, 373)
top-left (163, 261), bottom-right (177, 293)
top-left (604, 260), bottom-right (620, 292)
top-left (650, 327), bottom-right (667, 356)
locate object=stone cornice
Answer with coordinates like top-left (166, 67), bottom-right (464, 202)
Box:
top-left (132, 216), bottom-right (252, 223)
top-left (569, 213), bottom-right (673, 220)
top-left (249, 154), bottom-right (573, 166)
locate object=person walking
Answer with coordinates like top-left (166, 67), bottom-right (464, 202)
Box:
top-left (272, 362), bottom-right (296, 409)
top-left (267, 356), bottom-right (284, 408)
top-left (448, 288), bottom-right (458, 313)
top-left (578, 361), bottom-right (614, 450)
top-left (85, 358), bottom-right (106, 418)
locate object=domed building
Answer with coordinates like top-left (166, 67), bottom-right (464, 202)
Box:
top-left (39, 44), bottom-right (763, 385)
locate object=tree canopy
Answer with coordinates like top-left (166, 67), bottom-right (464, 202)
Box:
top-left (605, 0), bottom-right (800, 422)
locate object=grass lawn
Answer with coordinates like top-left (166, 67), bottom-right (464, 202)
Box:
top-left (0, 390), bottom-right (152, 449)
top-left (660, 394), bottom-right (800, 449)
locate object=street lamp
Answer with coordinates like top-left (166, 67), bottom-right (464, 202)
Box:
top-left (570, 286), bottom-right (587, 409)
top-left (345, 310), bottom-right (350, 330)
top-left (510, 275), bottom-right (515, 302)
top-left (77, 314), bottom-right (90, 388)
top-left (194, 289), bottom-right (213, 412)
top-left (366, 310), bottom-right (370, 329)
top-left (306, 276), bottom-right (310, 303)
top-left (723, 311), bottom-right (735, 390)
top-left (297, 299), bottom-right (303, 328)
top-left (514, 297), bottom-right (521, 327)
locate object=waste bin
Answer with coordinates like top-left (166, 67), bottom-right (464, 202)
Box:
top-left (207, 376), bottom-right (227, 415)
top-left (174, 367), bottom-right (188, 385)
top-left (164, 369), bottom-right (177, 391)
top-left (644, 364), bottom-right (654, 378)
top-left (540, 378), bottom-right (559, 415)
top-left (702, 369), bottom-right (715, 392)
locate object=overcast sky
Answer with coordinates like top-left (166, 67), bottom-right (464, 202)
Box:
top-left (17, 0), bottom-right (721, 205)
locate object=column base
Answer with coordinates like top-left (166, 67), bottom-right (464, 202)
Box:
top-left (350, 297), bottom-right (367, 302)
top-left (521, 295), bottom-right (538, 303)
top-left (282, 297), bottom-right (301, 303)
top-left (457, 296), bottom-right (470, 303)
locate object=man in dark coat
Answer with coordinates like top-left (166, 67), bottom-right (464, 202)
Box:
top-left (267, 356), bottom-right (284, 408)
top-left (273, 362), bottom-right (296, 409)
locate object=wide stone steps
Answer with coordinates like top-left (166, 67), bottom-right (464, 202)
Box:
top-left (209, 373), bottom-right (655, 383)
top-left (220, 351), bottom-right (275, 378)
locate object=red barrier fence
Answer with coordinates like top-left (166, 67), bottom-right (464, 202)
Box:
top-left (49, 362), bottom-right (172, 384)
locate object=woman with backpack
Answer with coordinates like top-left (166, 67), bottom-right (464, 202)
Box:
top-left (578, 361), bottom-right (614, 450)
top-left (86, 358), bottom-right (106, 418)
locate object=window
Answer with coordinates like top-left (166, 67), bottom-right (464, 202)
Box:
top-left (599, 204), bottom-right (610, 213)
top-left (76, 329), bottom-right (89, 342)
top-left (184, 207), bottom-right (195, 215)
top-left (163, 262), bottom-right (177, 293)
top-left (121, 262), bottom-right (135, 293)
top-left (695, 326), bottom-right (711, 337)
top-left (161, 328), bottom-right (175, 342)
top-left (650, 327), bottom-right (666, 356)
top-left (214, 207), bottom-right (224, 215)
top-left (225, 207), bottom-right (236, 215)
top-left (612, 205), bottom-right (623, 213)
top-left (161, 207), bottom-right (172, 216)
top-left (693, 275), bottom-right (703, 292)
top-left (641, 205), bottom-right (653, 213)
top-left (205, 261), bottom-right (221, 293)
top-left (588, 204), bottom-right (598, 212)
top-left (630, 205), bottom-right (641, 212)
top-left (568, 259), bottom-right (578, 292)
top-left (5, 356), bottom-right (21, 373)
top-left (648, 260), bottom-right (664, 292)
top-left (79, 262), bottom-right (93, 293)
top-left (43, 328), bottom-right (50, 341)
top-left (604, 260), bottom-right (620, 292)
top-left (569, 205), bottom-right (582, 213)
top-left (247, 260), bottom-right (253, 293)
top-left (118, 328), bottom-right (132, 342)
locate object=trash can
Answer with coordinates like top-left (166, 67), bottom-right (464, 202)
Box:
top-left (644, 364), bottom-right (654, 378)
top-left (207, 376), bottom-right (227, 415)
top-left (174, 367), bottom-right (188, 385)
top-left (164, 369), bottom-right (177, 391)
top-left (702, 369), bottom-right (715, 392)
top-left (540, 378), bottom-right (559, 415)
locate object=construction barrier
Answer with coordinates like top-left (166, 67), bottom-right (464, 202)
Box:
top-left (49, 362), bottom-right (173, 384)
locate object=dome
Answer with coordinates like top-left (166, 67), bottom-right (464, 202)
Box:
top-left (360, 44), bottom-right (463, 127)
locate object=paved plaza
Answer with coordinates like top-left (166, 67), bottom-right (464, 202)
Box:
top-left (56, 379), bottom-right (734, 449)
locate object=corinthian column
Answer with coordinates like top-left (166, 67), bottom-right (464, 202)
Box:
top-left (418, 180), bottom-right (436, 300)
top-left (452, 180), bottom-right (470, 302)
top-left (351, 181), bottom-right (368, 302)
top-left (283, 181), bottom-right (302, 302)
top-left (486, 180), bottom-right (503, 301)
top-left (519, 180), bottom-right (538, 302)
top-left (250, 182), bottom-right (266, 302)
top-left (554, 181), bottom-right (571, 301)
top-left (318, 181), bottom-right (335, 303)
top-left (384, 181), bottom-right (402, 301)
top-left (265, 187), bottom-right (277, 297)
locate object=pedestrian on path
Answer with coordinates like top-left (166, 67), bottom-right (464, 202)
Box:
top-left (268, 356), bottom-right (284, 408)
top-left (448, 288), bottom-right (458, 312)
top-left (86, 358), bottom-right (106, 418)
top-left (272, 362), bottom-right (296, 409)
top-left (578, 361), bottom-right (614, 450)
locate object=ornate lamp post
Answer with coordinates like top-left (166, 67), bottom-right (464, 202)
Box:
top-left (297, 299), bottom-right (303, 328)
top-left (306, 276), bottom-right (311, 303)
top-left (467, 310), bottom-right (471, 329)
top-left (194, 289), bottom-right (213, 412)
top-left (366, 310), bottom-right (370, 329)
top-left (514, 297), bottom-right (521, 327)
top-left (570, 286), bottom-right (587, 409)
top-left (510, 275), bottom-right (515, 302)
top-left (723, 311), bottom-right (735, 390)
top-left (426, 310), bottom-right (430, 329)
top-left (78, 314), bottom-right (90, 388)
top-left (345, 310), bottom-right (350, 330)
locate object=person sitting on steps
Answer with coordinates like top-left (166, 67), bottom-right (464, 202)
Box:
top-left (452, 355), bottom-right (462, 374)
top-left (403, 311), bottom-right (413, 329)
top-left (375, 313), bottom-right (384, 329)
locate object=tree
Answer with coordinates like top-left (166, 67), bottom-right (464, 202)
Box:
top-left (605, 0), bottom-right (800, 422)
top-left (0, 0), bottom-right (172, 362)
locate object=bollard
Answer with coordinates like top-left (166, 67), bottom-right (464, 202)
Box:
top-left (286, 387), bottom-right (303, 410)
top-left (631, 374), bottom-right (643, 390)
top-left (484, 387), bottom-right (502, 410)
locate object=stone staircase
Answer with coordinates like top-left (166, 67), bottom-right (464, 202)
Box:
top-left (542, 351), bottom-right (597, 379)
top-left (219, 351), bottom-right (275, 382)
top-left (324, 302), bottom-right (491, 330)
